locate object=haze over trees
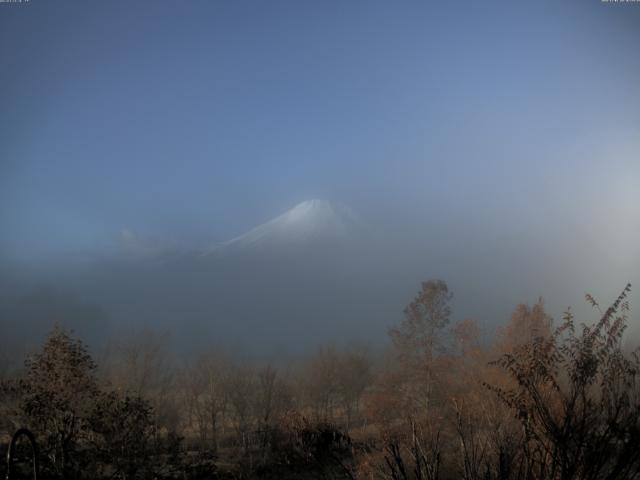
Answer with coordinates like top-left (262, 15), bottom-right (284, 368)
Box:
top-left (1, 280), bottom-right (637, 479)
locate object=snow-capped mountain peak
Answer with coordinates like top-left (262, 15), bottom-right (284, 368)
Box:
top-left (205, 200), bottom-right (361, 254)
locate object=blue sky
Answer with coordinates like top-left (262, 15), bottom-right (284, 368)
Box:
top-left (1, 0), bottom-right (639, 263)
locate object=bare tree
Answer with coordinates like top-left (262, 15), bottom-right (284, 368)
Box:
top-left (226, 364), bottom-right (256, 455)
top-left (107, 328), bottom-right (178, 432)
top-left (305, 345), bottom-right (341, 424)
top-left (255, 364), bottom-right (291, 429)
top-left (180, 349), bottom-right (229, 454)
top-left (383, 419), bottom-right (442, 480)
top-left (389, 280), bottom-right (453, 362)
top-left (495, 299), bottom-right (553, 354)
top-left (388, 280), bottom-right (453, 414)
top-left (336, 346), bottom-right (372, 431)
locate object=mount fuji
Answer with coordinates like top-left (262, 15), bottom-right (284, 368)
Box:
top-left (203, 199), bottom-right (364, 255)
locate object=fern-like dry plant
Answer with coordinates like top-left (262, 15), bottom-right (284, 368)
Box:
top-left (486, 284), bottom-right (640, 480)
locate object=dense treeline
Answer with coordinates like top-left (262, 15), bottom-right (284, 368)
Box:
top-left (1, 281), bottom-right (638, 479)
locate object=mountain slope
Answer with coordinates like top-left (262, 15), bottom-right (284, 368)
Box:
top-left (203, 199), bottom-right (362, 254)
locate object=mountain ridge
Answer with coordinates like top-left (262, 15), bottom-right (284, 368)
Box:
top-left (202, 199), bottom-right (362, 255)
